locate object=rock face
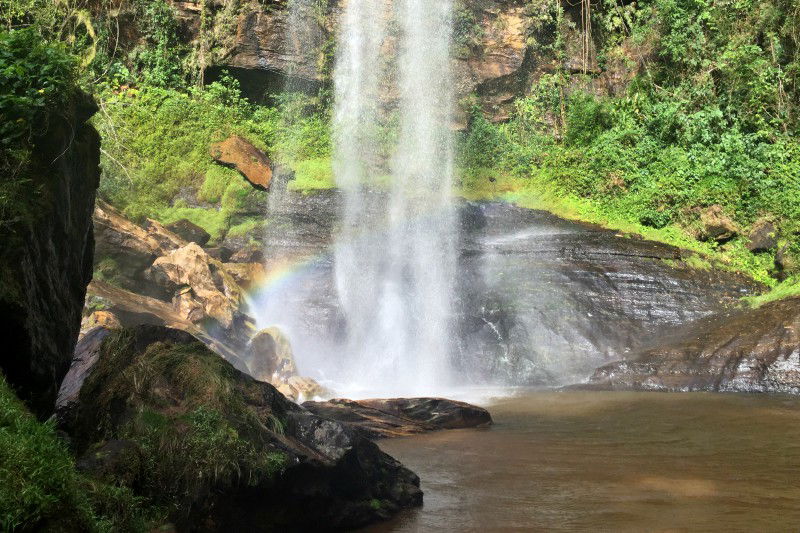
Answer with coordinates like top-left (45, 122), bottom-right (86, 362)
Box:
top-left (0, 91), bottom-right (100, 416)
top-left (303, 398), bottom-right (493, 439)
top-left (588, 297), bottom-right (800, 393)
top-left (209, 135), bottom-right (272, 190)
top-left (254, 194), bottom-right (761, 388)
top-left (57, 325), bottom-right (422, 530)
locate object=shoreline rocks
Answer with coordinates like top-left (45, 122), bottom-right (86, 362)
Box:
top-left (57, 325), bottom-right (423, 531)
top-left (303, 397), bottom-right (493, 439)
top-left (587, 296), bottom-right (800, 393)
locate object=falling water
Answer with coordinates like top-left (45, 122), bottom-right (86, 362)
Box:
top-left (332, 0), bottom-right (457, 395)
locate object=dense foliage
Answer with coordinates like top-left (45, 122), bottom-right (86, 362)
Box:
top-left (0, 28), bottom-right (77, 231)
top-left (460, 0), bottom-right (800, 291)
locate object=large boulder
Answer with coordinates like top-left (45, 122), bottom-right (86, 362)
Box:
top-left (93, 201), bottom-right (188, 296)
top-left (81, 280), bottom-right (249, 373)
top-left (588, 296), bottom-right (800, 393)
top-left (245, 327), bottom-right (298, 383)
top-left (303, 398), bottom-right (493, 439)
top-left (746, 219), bottom-right (778, 253)
top-left (0, 90), bottom-right (100, 416)
top-left (57, 325), bottom-right (422, 530)
top-left (146, 243), bottom-right (246, 330)
top-left (209, 135), bottom-right (272, 190)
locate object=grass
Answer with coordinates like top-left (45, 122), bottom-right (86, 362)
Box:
top-left (0, 375), bottom-right (154, 532)
top-left (287, 157), bottom-right (336, 191)
top-left (743, 277), bottom-right (800, 307)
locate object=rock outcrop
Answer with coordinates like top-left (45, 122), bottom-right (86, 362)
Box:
top-left (169, 0), bottom-right (640, 124)
top-left (0, 91), bottom-right (100, 416)
top-left (57, 325), bottom-right (422, 530)
top-left (588, 297), bottom-right (800, 393)
top-left (303, 398), bottom-right (493, 439)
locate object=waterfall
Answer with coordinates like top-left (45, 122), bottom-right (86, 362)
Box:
top-left (332, 0), bottom-right (457, 395)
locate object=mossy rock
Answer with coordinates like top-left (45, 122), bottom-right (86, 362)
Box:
top-left (58, 325), bottom-right (422, 530)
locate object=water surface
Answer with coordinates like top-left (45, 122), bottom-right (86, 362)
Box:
top-left (368, 391), bottom-right (800, 532)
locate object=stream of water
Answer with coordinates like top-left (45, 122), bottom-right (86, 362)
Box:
top-left (366, 391), bottom-right (800, 532)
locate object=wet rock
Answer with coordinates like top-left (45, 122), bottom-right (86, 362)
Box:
top-left (746, 219), bottom-right (778, 253)
top-left (58, 325), bottom-right (422, 530)
top-left (209, 135), bottom-right (272, 190)
top-left (205, 246), bottom-right (234, 262)
top-left (245, 327), bottom-right (298, 383)
top-left (303, 398), bottom-right (493, 439)
top-left (699, 204), bottom-right (738, 243)
top-left (257, 198), bottom-right (761, 388)
top-left (222, 262), bottom-right (266, 290)
top-left (229, 245), bottom-right (265, 264)
top-left (0, 90), bottom-right (100, 415)
top-left (165, 218), bottom-right (211, 246)
top-left (588, 296), bottom-right (800, 393)
top-left (278, 376), bottom-right (330, 402)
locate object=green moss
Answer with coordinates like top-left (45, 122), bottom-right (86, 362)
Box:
top-left (227, 217), bottom-right (265, 239)
top-left (155, 205), bottom-right (230, 243)
top-left (70, 329), bottom-right (291, 519)
top-left (287, 157), bottom-right (336, 191)
top-left (198, 165), bottom-right (239, 204)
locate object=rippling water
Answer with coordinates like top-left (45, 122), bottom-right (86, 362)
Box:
top-left (367, 391), bottom-right (800, 532)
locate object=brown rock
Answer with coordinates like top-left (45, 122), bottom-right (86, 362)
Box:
top-left (303, 397), bottom-right (493, 439)
top-left (141, 218), bottom-right (189, 251)
top-left (209, 135), bottom-right (272, 190)
top-left (223, 262), bottom-right (266, 290)
top-left (229, 245), bottom-right (265, 264)
top-left (79, 310), bottom-right (122, 338)
top-left (746, 219), bottom-right (778, 253)
top-left (589, 296), bottom-right (800, 393)
top-left (699, 205), bottom-right (738, 243)
top-left (205, 246), bottom-right (234, 262)
top-left (146, 243), bottom-right (245, 329)
top-left (82, 280), bottom-right (250, 373)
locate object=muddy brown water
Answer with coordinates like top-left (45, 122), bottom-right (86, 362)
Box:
top-left (365, 391), bottom-right (800, 532)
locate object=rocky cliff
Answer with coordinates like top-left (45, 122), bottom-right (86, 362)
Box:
top-left (171, 0), bottom-right (631, 124)
top-left (0, 91), bottom-right (100, 416)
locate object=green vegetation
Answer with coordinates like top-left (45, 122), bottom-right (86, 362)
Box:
top-left (0, 28), bottom-right (76, 232)
top-left (458, 0), bottom-right (800, 290)
top-left (0, 375), bottom-right (153, 532)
